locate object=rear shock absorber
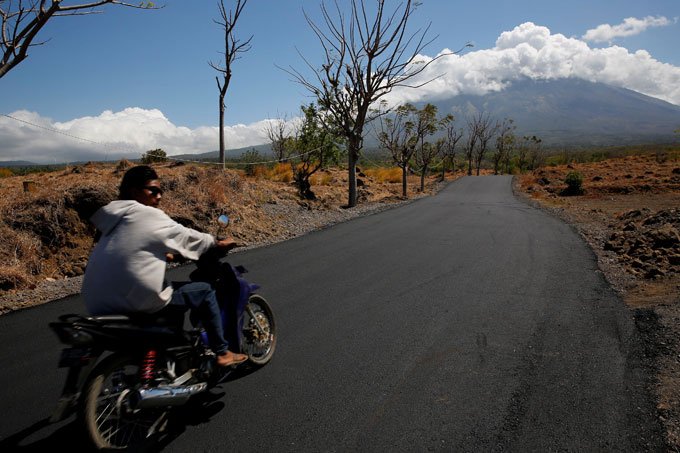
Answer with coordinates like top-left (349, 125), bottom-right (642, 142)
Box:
top-left (141, 349), bottom-right (157, 386)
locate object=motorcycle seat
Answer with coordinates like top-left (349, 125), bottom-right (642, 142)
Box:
top-left (89, 310), bottom-right (185, 328)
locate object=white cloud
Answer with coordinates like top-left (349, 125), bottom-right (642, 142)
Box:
top-left (0, 108), bottom-right (279, 164)
top-left (3, 22), bottom-right (680, 163)
top-left (583, 16), bottom-right (672, 43)
top-left (385, 22), bottom-right (680, 109)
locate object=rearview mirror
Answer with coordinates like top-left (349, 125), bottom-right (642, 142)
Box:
top-left (217, 214), bottom-right (230, 227)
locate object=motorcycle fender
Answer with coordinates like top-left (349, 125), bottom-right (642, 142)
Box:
top-left (50, 349), bottom-right (101, 423)
top-left (57, 347), bottom-right (95, 368)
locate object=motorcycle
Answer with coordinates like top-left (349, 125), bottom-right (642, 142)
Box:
top-left (48, 215), bottom-right (276, 450)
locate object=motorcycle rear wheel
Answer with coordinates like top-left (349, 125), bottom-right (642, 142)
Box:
top-left (80, 353), bottom-right (169, 451)
top-left (241, 294), bottom-right (277, 366)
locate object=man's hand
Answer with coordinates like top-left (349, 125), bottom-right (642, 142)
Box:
top-left (166, 252), bottom-right (188, 264)
top-left (215, 237), bottom-right (239, 251)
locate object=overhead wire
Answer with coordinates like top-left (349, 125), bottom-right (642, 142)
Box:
top-left (1, 112), bottom-right (328, 167)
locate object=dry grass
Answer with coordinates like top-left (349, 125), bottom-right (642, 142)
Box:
top-left (364, 167), bottom-right (403, 183)
top-left (265, 163), bottom-right (293, 183)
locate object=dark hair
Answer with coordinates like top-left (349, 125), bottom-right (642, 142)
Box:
top-left (119, 165), bottom-right (159, 199)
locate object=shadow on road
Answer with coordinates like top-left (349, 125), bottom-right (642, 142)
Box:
top-left (0, 389), bottom-right (231, 452)
top-left (0, 418), bottom-right (88, 452)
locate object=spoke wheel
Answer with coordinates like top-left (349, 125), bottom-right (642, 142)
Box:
top-left (241, 294), bottom-right (277, 366)
top-left (81, 354), bottom-right (169, 450)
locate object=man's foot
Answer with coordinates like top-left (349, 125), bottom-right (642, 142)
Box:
top-left (216, 350), bottom-right (248, 367)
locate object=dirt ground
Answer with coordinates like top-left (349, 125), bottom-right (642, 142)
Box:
top-left (515, 152), bottom-right (680, 449)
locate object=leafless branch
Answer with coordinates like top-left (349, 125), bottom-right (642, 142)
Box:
top-left (0, 0), bottom-right (160, 79)
top-left (282, 0), bottom-right (472, 206)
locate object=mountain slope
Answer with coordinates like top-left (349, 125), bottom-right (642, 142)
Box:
top-left (428, 78), bottom-right (680, 146)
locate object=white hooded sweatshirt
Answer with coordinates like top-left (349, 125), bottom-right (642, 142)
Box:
top-left (82, 200), bottom-right (216, 315)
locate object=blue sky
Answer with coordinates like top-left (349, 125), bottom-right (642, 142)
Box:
top-left (1, 0), bottom-right (679, 163)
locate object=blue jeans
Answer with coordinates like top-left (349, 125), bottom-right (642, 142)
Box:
top-left (164, 281), bottom-right (229, 355)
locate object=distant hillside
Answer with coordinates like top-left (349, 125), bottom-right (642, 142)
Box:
top-left (171, 143), bottom-right (273, 162)
top-left (0, 160), bottom-right (39, 167)
top-left (427, 78), bottom-right (680, 146)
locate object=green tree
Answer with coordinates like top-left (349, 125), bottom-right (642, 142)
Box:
top-left (413, 104), bottom-right (441, 191)
top-left (377, 103), bottom-right (441, 197)
top-left (286, 104), bottom-right (339, 200)
top-left (377, 103), bottom-right (417, 197)
top-left (140, 148), bottom-right (167, 164)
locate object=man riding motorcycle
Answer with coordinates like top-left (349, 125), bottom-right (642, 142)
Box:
top-left (81, 165), bottom-right (247, 367)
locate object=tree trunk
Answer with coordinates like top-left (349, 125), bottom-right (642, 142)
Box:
top-left (402, 165), bottom-right (408, 197)
top-left (420, 165), bottom-right (427, 191)
top-left (348, 151), bottom-right (358, 207)
top-left (219, 95), bottom-right (226, 166)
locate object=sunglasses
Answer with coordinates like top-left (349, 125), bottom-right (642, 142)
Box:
top-left (144, 186), bottom-right (163, 196)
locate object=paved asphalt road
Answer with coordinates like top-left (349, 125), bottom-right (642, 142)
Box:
top-left (0, 176), bottom-right (664, 451)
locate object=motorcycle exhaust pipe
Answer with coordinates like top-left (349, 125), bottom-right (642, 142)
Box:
top-left (131, 383), bottom-right (208, 409)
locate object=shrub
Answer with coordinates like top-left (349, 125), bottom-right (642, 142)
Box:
top-left (0, 168), bottom-right (14, 178)
top-left (115, 159), bottom-right (134, 173)
top-left (240, 149), bottom-right (263, 176)
top-left (561, 171), bottom-right (584, 196)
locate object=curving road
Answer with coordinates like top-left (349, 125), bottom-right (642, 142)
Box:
top-left (0, 176), bottom-right (664, 451)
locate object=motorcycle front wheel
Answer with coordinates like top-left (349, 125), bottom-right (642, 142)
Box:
top-left (80, 353), bottom-right (169, 451)
top-left (241, 294), bottom-right (277, 366)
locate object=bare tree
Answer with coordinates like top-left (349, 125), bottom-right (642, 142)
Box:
top-left (264, 114), bottom-right (289, 163)
top-left (513, 134), bottom-right (543, 172)
top-left (516, 135), bottom-right (531, 173)
top-left (286, 0), bottom-right (466, 207)
top-left (209, 0), bottom-right (252, 167)
top-left (472, 113), bottom-right (498, 176)
top-left (0, 0), bottom-right (157, 79)
top-left (527, 135), bottom-right (544, 170)
top-left (416, 140), bottom-right (438, 192)
top-left (492, 118), bottom-right (515, 175)
top-left (463, 116), bottom-right (479, 176)
top-left (439, 115), bottom-right (462, 181)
